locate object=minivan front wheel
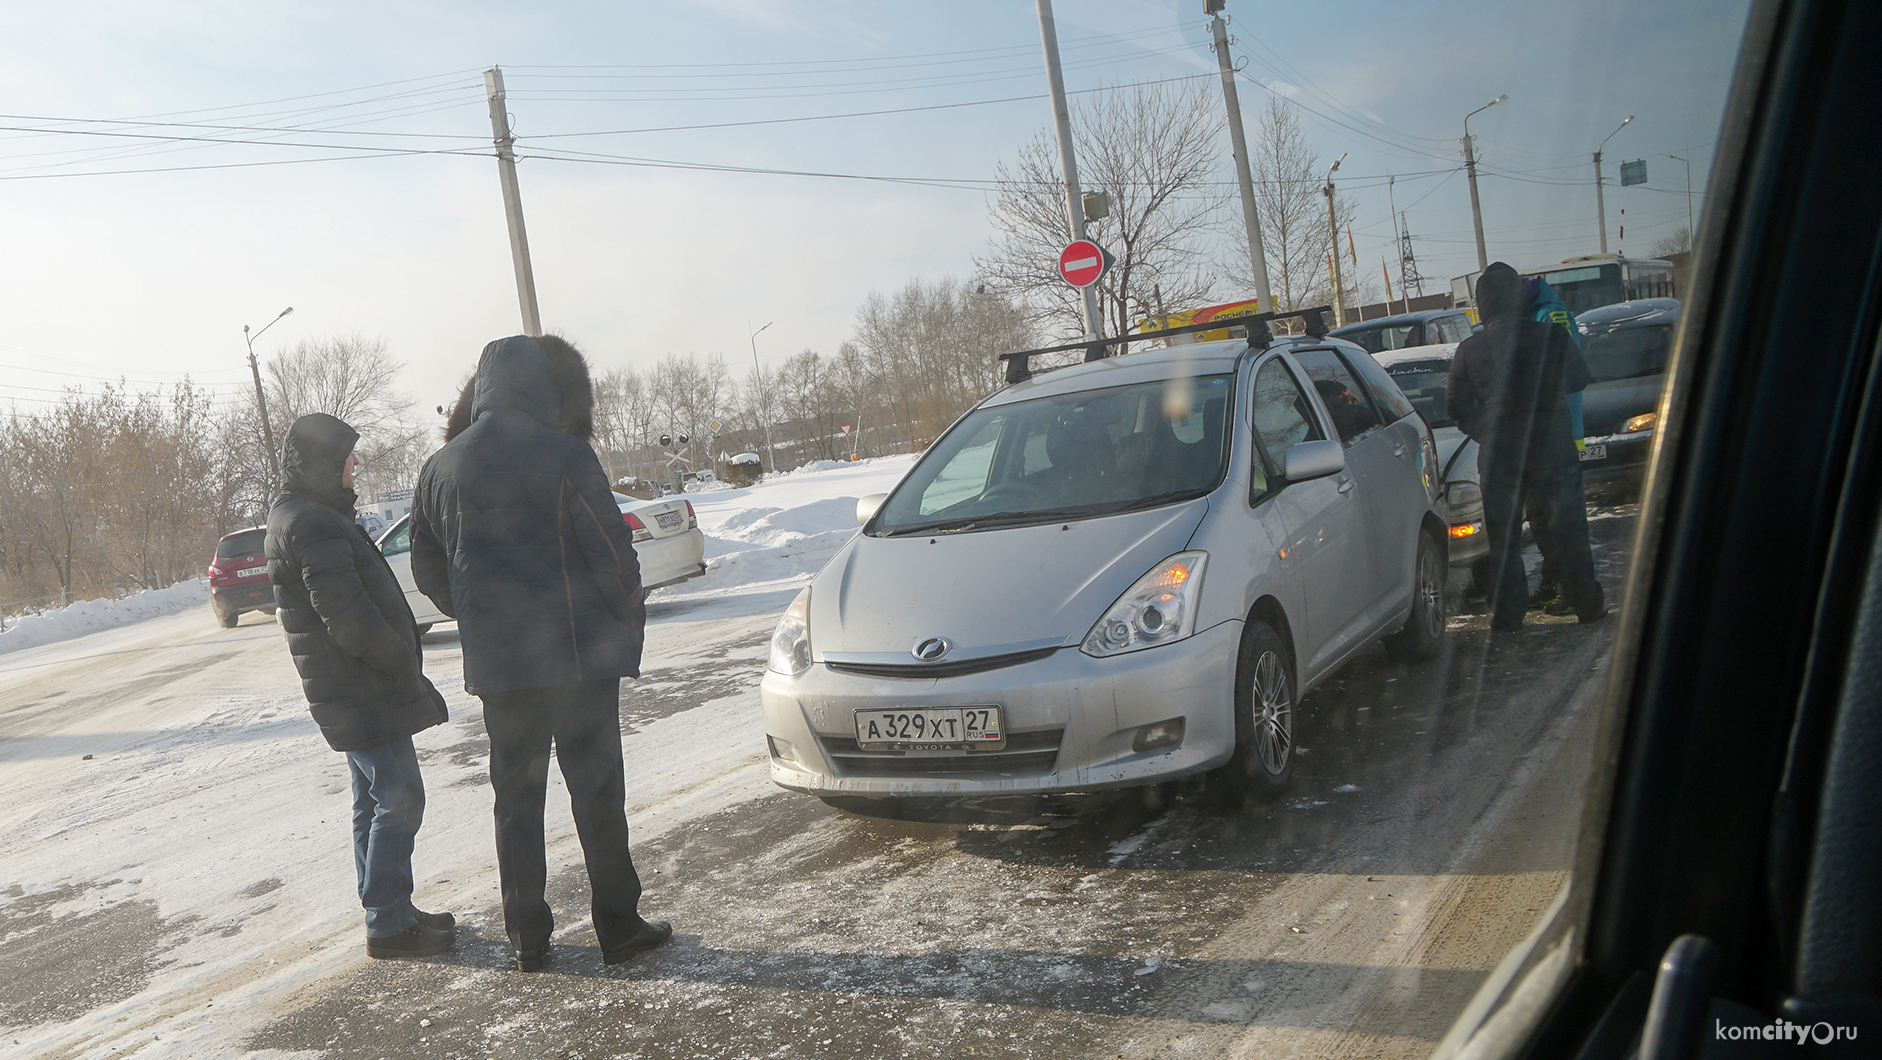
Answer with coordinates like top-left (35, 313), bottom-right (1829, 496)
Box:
top-left (1217, 619), bottom-right (1294, 799)
top-left (1384, 531), bottom-right (1445, 662)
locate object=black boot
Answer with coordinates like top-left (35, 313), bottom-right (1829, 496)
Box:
top-left (366, 921), bottom-right (454, 959)
top-left (602, 919), bottom-right (673, 964)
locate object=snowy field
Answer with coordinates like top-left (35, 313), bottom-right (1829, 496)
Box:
top-left (0, 456), bottom-right (914, 1058)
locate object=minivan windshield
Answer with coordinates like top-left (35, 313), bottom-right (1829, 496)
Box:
top-left (873, 373), bottom-right (1233, 536)
top-left (1382, 359), bottom-right (1456, 428)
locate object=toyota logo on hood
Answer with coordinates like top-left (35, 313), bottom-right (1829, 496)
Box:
top-left (912, 637), bottom-right (952, 662)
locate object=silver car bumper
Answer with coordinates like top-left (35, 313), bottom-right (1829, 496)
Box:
top-left (760, 619), bottom-right (1243, 797)
top-left (639, 529), bottom-right (707, 589)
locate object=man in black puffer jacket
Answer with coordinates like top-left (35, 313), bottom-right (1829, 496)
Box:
top-left (1448, 262), bottom-right (1605, 632)
top-left (266, 413), bottom-right (454, 960)
top-left (411, 334), bottom-right (670, 972)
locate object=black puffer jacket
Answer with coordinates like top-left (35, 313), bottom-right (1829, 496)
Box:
top-left (411, 335), bottom-right (645, 695)
top-left (266, 413), bottom-right (448, 752)
top-left (1448, 262), bottom-right (1592, 478)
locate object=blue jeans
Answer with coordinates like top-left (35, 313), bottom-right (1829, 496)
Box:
top-left (346, 737), bottom-right (426, 938)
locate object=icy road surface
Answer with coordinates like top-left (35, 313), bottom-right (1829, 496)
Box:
top-left (0, 460), bottom-right (1637, 1060)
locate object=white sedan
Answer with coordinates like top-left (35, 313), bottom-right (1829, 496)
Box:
top-left (376, 495), bottom-right (705, 631)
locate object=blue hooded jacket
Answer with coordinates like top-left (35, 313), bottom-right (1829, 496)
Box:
top-left (1525, 276), bottom-right (1585, 444)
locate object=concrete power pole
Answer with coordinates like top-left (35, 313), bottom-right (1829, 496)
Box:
top-left (1323, 153), bottom-right (1347, 326)
top-left (1463, 95), bottom-right (1506, 272)
top-left (1595, 116), bottom-right (1635, 256)
top-left (484, 67), bottom-right (542, 336)
top-left (1207, 6), bottom-right (1274, 313)
top-left (1034, 0), bottom-right (1105, 342)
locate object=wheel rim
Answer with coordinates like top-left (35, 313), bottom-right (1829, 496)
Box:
top-left (1251, 649), bottom-right (1292, 776)
top-left (1419, 546), bottom-right (1444, 641)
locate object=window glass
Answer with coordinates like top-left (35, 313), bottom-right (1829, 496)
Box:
top-left (1380, 357), bottom-right (1456, 428)
top-left (216, 530), bottom-right (265, 558)
top-left (378, 518), bottom-right (412, 556)
top-left (876, 375), bottom-right (1233, 534)
top-left (1251, 357), bottom-right (1323, 475)
top-left (1291, 347), bottom-right (1384, 444)
top-left (1582, 325), bottom-right (1673, 382)
top-left (1340, 346), bottom-right (1417, 424)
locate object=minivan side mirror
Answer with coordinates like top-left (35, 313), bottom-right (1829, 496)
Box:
top-left (1283, 439), bottom-right (1346, 482)
top-left (856, 493), bottom-right (887, 526)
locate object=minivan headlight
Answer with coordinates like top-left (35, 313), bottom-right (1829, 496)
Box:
top-left (768, 586), bottom-right (813, 676)
top-left (1082, 552), bottom-right (1208, 658)
top-left (1623, 412), bottom-right (1659, 433)
top-left (1446, 481), bottom-right (1482, 507)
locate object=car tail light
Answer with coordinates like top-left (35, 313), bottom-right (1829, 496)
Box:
top-left (622, 512), bottom-right (653, 543)
top-left (207, 565), bottom-right (222, 578)
top-left (683, 500), bottom-right (697, 529)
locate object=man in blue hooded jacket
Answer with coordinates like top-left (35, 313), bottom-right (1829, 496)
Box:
top-left (1523, 275), bottom-right (1584, 612)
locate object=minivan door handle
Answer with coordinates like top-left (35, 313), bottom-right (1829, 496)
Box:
top-left (1336, 474), bottom-right (1356, 494)
top-left (1392, 441), bottom-right (1408, 458)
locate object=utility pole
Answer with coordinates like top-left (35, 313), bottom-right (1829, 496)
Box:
top-left (1034, 0), bottom-right (1104, 342)
top-left (1463, 95), bottom-right (1507, 272)
top-left (1323, 153), bottom-right (1347, 326)
top-left (485, 67), bottom-right (542, 336)
top-left (243, 306), bottom-right (293, 491)
top-left (1206, 3), bottom-right (1274, 312)
top-left (1595, 116), bottom-right (1635, 255)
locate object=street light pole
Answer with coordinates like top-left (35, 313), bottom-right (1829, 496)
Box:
top-left (1463, 94), bottom-right (1508, 272)
top-left (1667, 153), bottom-right (1694, 243)
top-left (244, 306), bottom-right (294, 488)
top-left (1594, 115), bottom-right (1635, 255)
top-left (1323, 152), bottom-right (1347, 326)
top-left (749, 320), bottom-right (775, 473)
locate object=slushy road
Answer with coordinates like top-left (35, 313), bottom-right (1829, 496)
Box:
top-left (0, 506), bottom-right (1635, 1059)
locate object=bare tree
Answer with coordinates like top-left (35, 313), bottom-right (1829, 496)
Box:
top-left (978, 81), bottom-right (1226, 339)
top-left (851, 277), bottom-right (1033, 449)
top-left (264, 335), bottom-right (424, 502)
top-left (1649, 227), bottom-right (1693, 258)
top-left (1243, 95), bottom-right (1366, 322)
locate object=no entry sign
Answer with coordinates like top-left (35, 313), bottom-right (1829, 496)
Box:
top-left (1059, 239), bottom-right (1108, 288)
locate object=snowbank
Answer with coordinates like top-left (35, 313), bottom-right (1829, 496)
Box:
top-left (672, 454), bottom-right (917, 598)
top-left (0, 578), bottom-right (208, 656)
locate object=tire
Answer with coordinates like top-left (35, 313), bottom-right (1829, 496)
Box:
top-left (212, 602), bottom-right (238, 628)
top-left (1212, 619), bottom-right (1295, 801)
top-left (1385, 532), bottom-right (1446, 662)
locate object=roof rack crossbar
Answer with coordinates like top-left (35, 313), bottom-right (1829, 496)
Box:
top-left (996, 306), bottom-right (1334, 384)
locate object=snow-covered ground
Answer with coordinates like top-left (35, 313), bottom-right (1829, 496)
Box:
top-left (0, 456), bottom-right (917, 1058)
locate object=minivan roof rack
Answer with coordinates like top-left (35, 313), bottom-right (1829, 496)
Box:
top-left (996, 305), bottom-right (1333, 384)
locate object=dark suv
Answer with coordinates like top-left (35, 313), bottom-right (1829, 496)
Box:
top-left (206, 527), bottom-right (273, 628)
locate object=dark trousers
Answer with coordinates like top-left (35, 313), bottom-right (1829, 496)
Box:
top-left (480, 677), bottom-right (643, 953)
top-left (1482, 463), bottom-right (1604, 628)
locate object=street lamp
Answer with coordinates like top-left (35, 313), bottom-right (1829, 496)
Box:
top-left (1667, 153), bottom-right (1695, 246)
top-left (244, 306), bottom-right (294, 485)
top-left (749, 320), bottom-right (776, 473)
top-left (1323, 152), bottom-right (1348, 326)
top-left (1463, 94), bottom-right (1509, 271)
top-left (1594, 115), bottom-right (1635, 254)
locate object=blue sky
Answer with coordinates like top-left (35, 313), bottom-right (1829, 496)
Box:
top-left (0, 0), bottom-right (1748, 417)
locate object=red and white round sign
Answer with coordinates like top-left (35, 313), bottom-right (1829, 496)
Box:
top-left (1058, 239), bottom-right (1106, 288)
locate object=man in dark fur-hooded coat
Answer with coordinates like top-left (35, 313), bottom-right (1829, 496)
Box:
top-left (410, 333), bottom-right (669, 971)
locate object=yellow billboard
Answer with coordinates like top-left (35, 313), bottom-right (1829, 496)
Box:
top-left (1143, 297), bottom-right (1263, 342)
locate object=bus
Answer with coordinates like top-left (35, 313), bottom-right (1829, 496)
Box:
top-left (1451, 254), bottom-right (1677, 316)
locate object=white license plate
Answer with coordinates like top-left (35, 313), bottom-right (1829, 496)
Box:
top-left (853, 707), bottom-right (1005, 753)
top-left (655, 510), bottom-right (684, 530)
top-left (236, 565), bottom-right (267, 578)
top-left (1579, 443), bottom-right (1608, 462)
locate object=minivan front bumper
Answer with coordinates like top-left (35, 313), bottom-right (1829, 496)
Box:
top-left (760, 619), bottom-right (1243, 797)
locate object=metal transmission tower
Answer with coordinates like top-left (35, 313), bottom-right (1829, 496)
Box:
top-left (1397, 214), bottom-right (1427, 299)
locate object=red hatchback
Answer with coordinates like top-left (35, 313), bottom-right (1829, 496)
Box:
top-left (206, 527), bottom-right (274, 628)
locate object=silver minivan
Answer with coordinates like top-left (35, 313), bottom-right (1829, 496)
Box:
top-left (760, 330), bottom-right (1449, 802)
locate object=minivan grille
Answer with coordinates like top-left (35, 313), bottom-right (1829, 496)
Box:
top-left (824, 646), bottom-right (1060, 679)
top-left (819, 728), bottom-right (1063, 777)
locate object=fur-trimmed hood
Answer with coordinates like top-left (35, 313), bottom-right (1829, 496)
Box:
top-left (444, 333), bottom-right (594, 443)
